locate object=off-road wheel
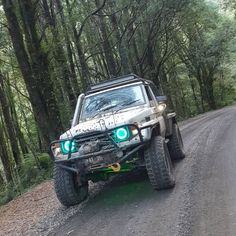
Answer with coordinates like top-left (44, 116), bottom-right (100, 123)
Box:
top-left (168, 123), bottom-right (185, 161)
top-left (53, 165), bottom-right (88, 206)
top-left (144, 136), bottom-right (175, 190)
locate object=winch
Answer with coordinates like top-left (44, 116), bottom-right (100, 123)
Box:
top-left (78, 141), bottom-right (100, 155)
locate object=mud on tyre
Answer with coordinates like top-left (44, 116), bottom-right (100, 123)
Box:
top-left (53, 165), bottom-right (88, 206)
top-left (168, 123), bottom-right (185, 161)
top-left (144, 136), bottom-right (175, 190)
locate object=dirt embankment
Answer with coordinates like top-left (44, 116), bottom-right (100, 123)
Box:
top-left (0, 181), bottom-right (104, 236)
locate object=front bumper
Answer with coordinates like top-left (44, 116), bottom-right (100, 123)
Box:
top-left (49, 124), bottom-right (151, 165)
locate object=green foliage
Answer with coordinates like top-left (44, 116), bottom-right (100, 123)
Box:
top-left (0, 153), bottom-right (52, 206)
top-left (18, 154), bottom-right (52, 188)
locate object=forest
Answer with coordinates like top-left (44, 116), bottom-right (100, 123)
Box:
top-left (0, 0), bottom-right (235, 204)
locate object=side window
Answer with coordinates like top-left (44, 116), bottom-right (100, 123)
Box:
top-left (145, 86), bottom-right (153, 101)
top-left (145, 86), bottom-right (155, 106)
top-left (150, 83), bottom-right (161, 97)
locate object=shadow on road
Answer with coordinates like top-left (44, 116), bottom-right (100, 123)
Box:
top-left (53, 169), bottom-right (175, 236)
top-left (90, 170), bottom-right (153, 207)
top-left (76, 169), bottom-right (174, 215)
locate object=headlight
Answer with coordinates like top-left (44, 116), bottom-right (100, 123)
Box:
top-left (113, 126), bottom-right (131, 142)
top-left (157, 103), bottom-right (166, 111)
top-left (60, 140), bottom-right (77, 154)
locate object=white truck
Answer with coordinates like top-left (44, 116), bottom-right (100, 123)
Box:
top-left (50, 74), bottom-right (185, 206)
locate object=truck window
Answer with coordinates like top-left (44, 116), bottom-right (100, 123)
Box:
top-left (150, 83), bottom-right (161, 97)
top-left (145, 86), bottom-right (153, 101)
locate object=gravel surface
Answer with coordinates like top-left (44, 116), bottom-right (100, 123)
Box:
top-left (1, 105), bottom-right (236, 236)
top-left (0, 181), bottom-right (106, 236)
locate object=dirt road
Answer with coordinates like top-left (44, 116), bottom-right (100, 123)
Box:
top-left (49, 105), bottom-right (236, 236)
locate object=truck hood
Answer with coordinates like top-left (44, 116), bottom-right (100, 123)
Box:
top-left (60, 106), bottom-right (154, 139)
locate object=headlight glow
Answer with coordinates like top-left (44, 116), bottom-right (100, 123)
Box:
top-left (61, 140), bottom-right (76, 154)
top-left (113, 126), bottom-right (130, 142)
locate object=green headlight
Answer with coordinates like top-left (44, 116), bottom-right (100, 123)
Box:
top-left (61, 140), bottom-right (76, 154)
top-left (113, 126), bottom-right (130, 142)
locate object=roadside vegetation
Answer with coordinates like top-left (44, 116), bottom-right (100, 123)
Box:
top-left (0, 0), bottom-right (235, 205)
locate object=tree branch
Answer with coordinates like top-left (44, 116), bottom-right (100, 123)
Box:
top-left (77, 0), bottom-right (107, 39)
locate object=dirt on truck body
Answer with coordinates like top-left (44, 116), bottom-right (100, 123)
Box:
top-left (49, 74), bottom-right (185, 206)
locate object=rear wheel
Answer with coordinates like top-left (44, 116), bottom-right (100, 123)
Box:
top-left (53, 165), bottom-right (88, 206)
top-left (168, 123), bottom-right (185, 161)
top-left (144, 136), bottom-right (175, 190)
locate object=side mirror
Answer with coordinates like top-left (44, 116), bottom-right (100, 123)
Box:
top-left (156, 95), bottom-right (167, 103)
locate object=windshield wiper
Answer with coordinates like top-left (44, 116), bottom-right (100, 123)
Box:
top-left (121, 99), bottom-right (140, 107)
top-left (114, 99), bottom-right (141, 113)
top-left (92, 104), bottom-right (118, 118)
top-left (91, 99), bottom-right (140, 118)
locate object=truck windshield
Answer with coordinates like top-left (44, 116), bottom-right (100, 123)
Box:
top-left (80, 85), bottom-right (145, 121)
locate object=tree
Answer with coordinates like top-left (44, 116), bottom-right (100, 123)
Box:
top-left (2, 0), bottom-right (63, 150)
top-left (0, 123), bottom-right (13, 183)
top-left (0, 73), bottom-right (21, 166)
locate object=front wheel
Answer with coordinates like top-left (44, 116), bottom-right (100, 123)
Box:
top-left (144, 136), bottom-right (175, 190)
top-left (53, 165), bottom-right (88, 206)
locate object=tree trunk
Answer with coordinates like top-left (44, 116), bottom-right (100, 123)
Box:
top-left (2, 0), bottom-right (63, 150)
top-left (0, 124), bottom-right (13, 183)
top-left (41, 0), bottom-right (77, 107)
top-left (55, 0), bottom-right (79, 94)
top-left (65, 0), bottom-right (90, 91)
top-left (95, 0), bottom-right (117, 76)
top-left (205, 78), bottom-right (216, 110)
top-left (188, 76), bottom-right (201, 113)
top-left (5, 78), bottom-right (29, 155)
top-left (108, 1), bottom-right (130, 74)
top-left (0, 74), bottom-right (21, 166)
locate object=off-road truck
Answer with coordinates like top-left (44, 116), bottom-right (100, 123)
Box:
top-left (50, 74), bottom-right (185, 206)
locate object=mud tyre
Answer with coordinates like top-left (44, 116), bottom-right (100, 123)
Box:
top-left (53, 165), bottom-right (88, 206)
top-left (144, 136), bottom-right (175, 190)
top-left (168, 123), bottom-right (185, 161)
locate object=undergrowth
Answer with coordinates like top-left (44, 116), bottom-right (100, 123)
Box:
top-left (0, 153), bottom-right (52, 206)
